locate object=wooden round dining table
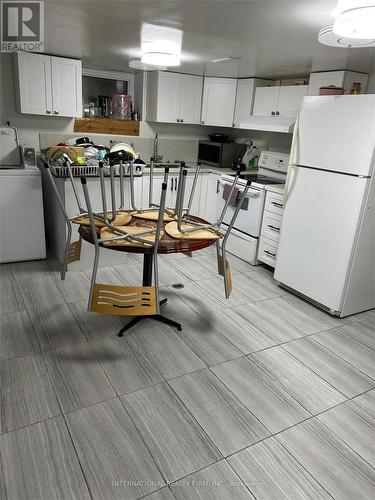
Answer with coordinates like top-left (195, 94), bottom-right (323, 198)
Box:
top-left (78, 215), bottom-right (218, 335)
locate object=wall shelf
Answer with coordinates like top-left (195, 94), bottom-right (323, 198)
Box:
top-left (74, 118), bottom-right (140, 136)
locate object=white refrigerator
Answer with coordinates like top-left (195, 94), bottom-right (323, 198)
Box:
top-left (274, 95), bottom-right (375, 317)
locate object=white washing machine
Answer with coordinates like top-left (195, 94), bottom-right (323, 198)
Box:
top-left (0, 127), bottom-right (46, 263)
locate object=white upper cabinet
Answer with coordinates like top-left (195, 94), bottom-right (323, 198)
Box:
top-left (201, 77), bottom-right (237, 127)
top-left (233, 78), bottom-right (271, 128)
top-left (51, 57), bottom-right (82, 117)
top-left (16, 52), bottom-right (52, 115)
top-left (277, 85), bottom-right (308, 117)
top-left (253, 85), bottom-right (308, 117)
top-left (15, 52), bottom-right (82, 117)
top-left (307, 71), bottom-right (368, 95)
top-left (179, 74), bottom-right (203, 124)
top-left (147, 71), bottom-right (203, 124)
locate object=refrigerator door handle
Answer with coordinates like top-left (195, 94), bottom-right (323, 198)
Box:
top-left (284, 114), bottom-right (299, 203)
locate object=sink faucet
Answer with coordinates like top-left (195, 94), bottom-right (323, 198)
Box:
top-left (153, 133), bottom-right (163, 163)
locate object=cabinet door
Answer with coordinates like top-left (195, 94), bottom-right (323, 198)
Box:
top-left (233, 79), bottom-right (256, 128)
top-left (253, 86), bottom-right (279, 116)
top-left (16, 52), bottom-right (52, 115)
top-left (277, 85), bottom-right (308, 117)
top-left (51, 57), bottom-right (82, 117)
top-left (156, 72), bottom-right (181, 123)
top-left (203, 174), bottom-right (221, 222)
top-left (201, 77), bottom-right (237, 126)
top-left (233, 79), bottom-right (270, 127)
top-left (307, 72), bottom-right (345, 96)
top-left (180, 74), bottom-right (203, 124)
top-left (143, 174), bottom-right (175, 209)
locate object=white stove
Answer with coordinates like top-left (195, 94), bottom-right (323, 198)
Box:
top-left (218, 151), bottom-right (289, 265)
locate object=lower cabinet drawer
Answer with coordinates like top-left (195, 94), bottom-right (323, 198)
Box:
top-left (258, 236), bottom-right (279, 268)
top-left (222, 225), bottom-right (258, 265)
top-left (265, 192), bottom-right (285, 216)
top-left (261, 211), bottom-right (282, 242)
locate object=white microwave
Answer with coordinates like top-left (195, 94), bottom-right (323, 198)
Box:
top-left (198, 141), bottom-right (246, 168)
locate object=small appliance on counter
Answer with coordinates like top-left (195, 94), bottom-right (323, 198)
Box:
top-left (198, 140), bottom-right (246, 168)
top-left (0, 126), bottom-right (24, 168)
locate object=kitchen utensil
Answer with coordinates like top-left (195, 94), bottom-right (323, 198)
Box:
top-left (109, 93), bottom-right (132, 120)
top-left (75, 137), bottom-right (94, 146)
top-left (105, 150), bottom-right (134, 165)
top-left (208, 133), bottom-right (230, 143)
top-left (319, 85), bottom-right (344, 95)
top-left (110, 142), bottom-right (136, 158)
top-left (98, 95), bottom-right (109, 117)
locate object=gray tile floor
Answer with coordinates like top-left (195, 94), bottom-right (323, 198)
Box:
top-left (0, 247), bottom-right (374, 500)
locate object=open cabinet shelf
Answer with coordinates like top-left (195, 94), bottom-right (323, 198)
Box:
top-left (74, 118), bottom-right (140, 136)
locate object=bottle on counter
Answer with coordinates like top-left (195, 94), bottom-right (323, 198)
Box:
top-left (351, 82), bottom-right (362, 95)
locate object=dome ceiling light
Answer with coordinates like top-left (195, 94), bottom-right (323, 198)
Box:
top-left (333, 1), bottom-right (375, 39)
top-left (140, 23), bottom-right (182, 68)
top-left (318, 25), bottom-right (375, 47)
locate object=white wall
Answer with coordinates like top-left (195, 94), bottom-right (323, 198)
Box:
top-left (0, 52), bottom-right (291, 156)
top-left (367, 73), bottom-right (375, 93)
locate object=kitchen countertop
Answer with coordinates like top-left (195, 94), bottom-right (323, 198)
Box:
top-left (265, 184), bottom-right (285, 194)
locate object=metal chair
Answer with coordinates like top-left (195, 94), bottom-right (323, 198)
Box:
top-left (42, 162), bottom-right (84, 279)
top-left (80, 175), bottom-right (168, 319)
top-left (172, 164), bottom-right (251, 298)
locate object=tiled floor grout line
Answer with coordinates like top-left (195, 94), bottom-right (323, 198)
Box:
top-left (278, 343), bottom-right (364, 400)
top-left (117, 394), bottom-right (179, 490)
top-left (60, 411), bottom-right (95, 500)
top-left (271, 427), bottom-right (337, 500)
top-left (247, 352), bottom-right (348, 417)
top-left (0, 442), bottom-right (10, 500)
top-left (310, 331), bottom-right (375, 381)
top-left (313, 410), bottom-right (375, 473)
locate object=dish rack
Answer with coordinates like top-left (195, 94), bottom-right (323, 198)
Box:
top-left (50, 165), bottom-right (100, 177)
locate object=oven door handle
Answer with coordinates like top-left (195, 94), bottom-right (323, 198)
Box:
top-left (219, 180), bottom-right (262, 198)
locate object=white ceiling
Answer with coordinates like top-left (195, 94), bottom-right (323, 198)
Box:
top-left (44, 0), bottom-right (375, 78)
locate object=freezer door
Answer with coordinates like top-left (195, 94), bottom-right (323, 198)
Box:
top-left (297, 95), bottom-right (375, 176)
top-left (274, 167), bottom-right (369, 312)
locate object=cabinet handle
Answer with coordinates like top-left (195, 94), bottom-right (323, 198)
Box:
top-left (276, 111), bottom-right (280, 116)
top-left (271, 111), bottom-right (275, 116)
top-left (46, 110), bottom-right (51, 114)
top-left (201, 120), bottom-right (205, 124)
top-left (176, 118), bottom-right (180, 122)
top-left (267, 224), bottom-right (280, 231)
top-left (271, 201), bottom-right (284, 208)
top-left (174, 177), bottom-right (177, 191)
top-left (216, 180), bottom-right (220, 193)
top-left (180, 118), bottom-right (184, 123)
top-left (54, 110), bottom-right (59, 115)
top-left (264, 250), bottom-right (276, 257)
top-left (170, 178), bottom-right (174, 191)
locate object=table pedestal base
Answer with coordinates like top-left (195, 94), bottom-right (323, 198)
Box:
top-left (118, 298), bottom-right (182, 336)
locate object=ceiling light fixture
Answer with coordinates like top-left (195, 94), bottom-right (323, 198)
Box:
top-left (333, 0), bottom-right (375, 39)
top-left (129, 60), bottom-right (165, 71)
top-left (140, 23), bottom-right (182, 68)
top-left (141, 52), bottom-right (180, 67)
top-left (318, 25), bottom-right (375, 47)
top-left (211, 57), bottom-right (241, 63)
